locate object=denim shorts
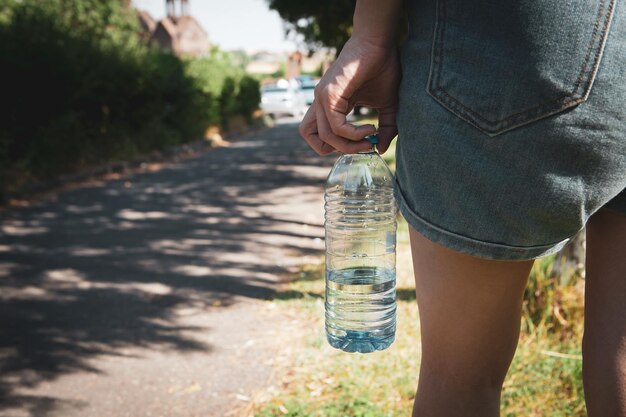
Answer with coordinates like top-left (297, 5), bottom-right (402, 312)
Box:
top-left (395, 0), bottom-right (626, 260)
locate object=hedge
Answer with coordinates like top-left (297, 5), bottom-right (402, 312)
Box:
top-left (0, 0), bottom-right (260, 199)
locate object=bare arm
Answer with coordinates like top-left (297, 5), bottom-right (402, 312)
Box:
top-left (352, 0), bottom-right (403, 48)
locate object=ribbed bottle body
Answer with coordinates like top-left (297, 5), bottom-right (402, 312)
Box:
top-left (324, 152), bottom-right (397, 353)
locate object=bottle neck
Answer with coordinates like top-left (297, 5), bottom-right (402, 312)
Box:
top-left (357, 145), bottom-right (377, 154)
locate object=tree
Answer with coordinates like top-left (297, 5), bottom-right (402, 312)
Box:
top-left (266, 0), bottom-right (354, 54)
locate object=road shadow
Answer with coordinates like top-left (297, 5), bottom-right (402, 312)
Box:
top-left (0, 123), bottom-right (332, 415)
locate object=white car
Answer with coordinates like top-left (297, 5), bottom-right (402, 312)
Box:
top-left (260, 79), bottom-right (306, 118)
top-left (299, 79), bottom-right (318, 106)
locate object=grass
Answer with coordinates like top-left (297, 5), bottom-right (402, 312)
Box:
top-left (248, 227), bottom-right (419, 417)
top-left (249, 234), bottom-right (586, 417)
top-left (502, 257), bottom-right (586, 417)
top-left (247, 135), bottom-right (587, 417)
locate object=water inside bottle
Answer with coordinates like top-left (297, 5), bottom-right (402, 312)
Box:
top-left (325, 266), bottom-right (396, 353)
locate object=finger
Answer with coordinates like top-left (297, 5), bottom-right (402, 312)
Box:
top-left (299, 103), bottom-right (336, 156)
top-left (317, 86), bottom-right (376, 140)
top-left (316, 100), bottom-right (373, 154)
top-left (376, 108), bottom-right (398, 154)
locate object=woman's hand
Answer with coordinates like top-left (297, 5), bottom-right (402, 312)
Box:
top-left (299, 36), bottom-right (400, 155)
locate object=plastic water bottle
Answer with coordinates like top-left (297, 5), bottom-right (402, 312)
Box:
top-left (324, 134), bottom-right (397, 353)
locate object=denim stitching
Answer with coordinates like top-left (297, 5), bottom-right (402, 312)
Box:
top-left (572, 0), bottom-right (606, 95)
top-left (426, 0), bottom-right (445, 93)
top-left (433, 0), bottom-right (604, 125)
top-left (428, 0), bottom-right (616, 135)
top-left (433, 0), bottom-right (445, 95)
top-left (577, 0), bottom-right (616, 101)
top-left (434, 87), bottom-right (576, 126)
top-left (433, 0), bottom-right (605, 124)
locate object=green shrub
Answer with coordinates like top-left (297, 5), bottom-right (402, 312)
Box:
top-left (237, 75), bottom-right (261, 124)
top-left (184, 48), bottom-right (244, 94)
top-left (219, 77), bottom-right (238, 131)
top-left (0, 0), bottom-right (260, 199)
top-left (184, 51), bottom-right (260, 129)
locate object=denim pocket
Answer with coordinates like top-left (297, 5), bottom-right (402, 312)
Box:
top-left (427, 0), bottom-right (616, 136)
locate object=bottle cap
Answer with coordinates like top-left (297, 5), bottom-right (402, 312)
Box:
top-left (365, 134), bottom-right (379, 145)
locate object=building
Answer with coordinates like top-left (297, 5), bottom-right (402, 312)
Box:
top-left (138, 0), bottom-right (210, 57)
top-left (137, 10), bottom-right (156, 41)
top-left (245, 51), bottom-right (282, 76)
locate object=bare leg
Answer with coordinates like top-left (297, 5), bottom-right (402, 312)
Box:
top-left (409, 227), bottom-right (534, 417)
top-left (583, 208), bottom-right (626, 417)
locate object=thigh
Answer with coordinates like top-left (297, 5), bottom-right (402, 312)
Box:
top-left (409, 226), bottom-right (533, 385)
top-left (585, 208), bottom-right (626, 313)
top-left (584, 208), bottom-right (626, 340)
top-left (583, 208), bottom-right (626, 415)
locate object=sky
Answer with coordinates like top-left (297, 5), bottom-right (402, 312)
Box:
top-left (132, 0), bottom-right (299, 52)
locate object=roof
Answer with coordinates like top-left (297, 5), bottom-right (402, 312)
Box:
top-left (170, 15), bottom-right (208, 39)
top-left (137, 10), bottom-right (156, 34)
top-left (149, 15), bottom-right (209, 57)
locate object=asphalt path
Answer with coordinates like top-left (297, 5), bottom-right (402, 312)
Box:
top-left (0, 121), bottom-right (332, 417)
